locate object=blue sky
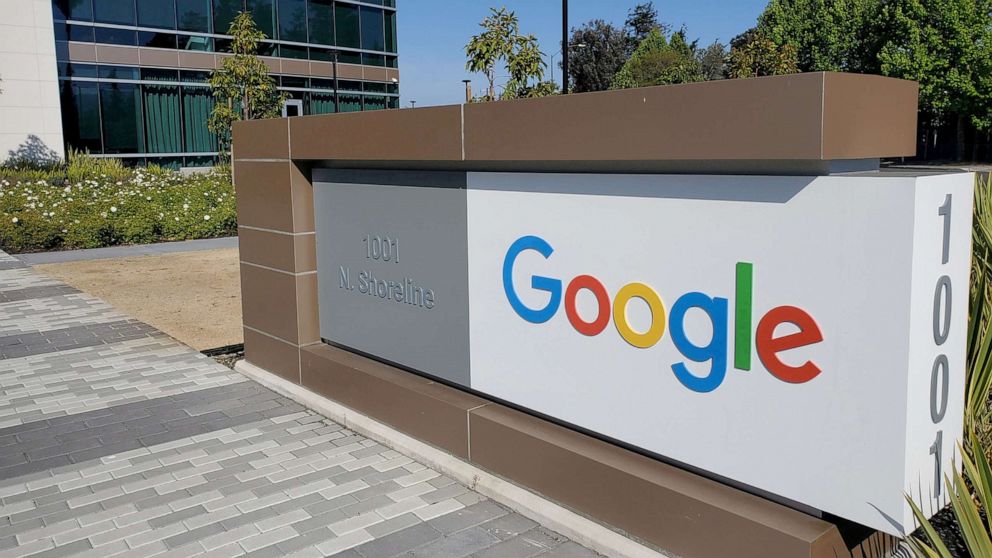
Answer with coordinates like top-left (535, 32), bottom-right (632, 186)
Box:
top-left (396, 1), bottom-right (768, 107)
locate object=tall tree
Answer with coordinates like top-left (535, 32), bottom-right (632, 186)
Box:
top-left (566, 20), bottom-right (631, 93)
top-left (610, 28), bottom-right (703, 89)
top-left (625, 2), bottom-right (668, 43)
top-left (878, 0), bottom-right (992, 159)
top-left (696, 41), bottom-right (728, 80)
top-left (465, 8), bottom-right (555, 101)
top-left (726, 28), bottom-right (799, 79)
top-left (208, 12), bottom-right (284, 156)
top-left (757, 0), bottom-right (881, 73)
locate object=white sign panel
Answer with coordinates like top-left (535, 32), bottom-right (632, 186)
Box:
top-left (465, 172), bottom-right (972, 535)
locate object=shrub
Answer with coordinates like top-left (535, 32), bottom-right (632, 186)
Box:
top-left (0, 153), bottom-right (235, 253)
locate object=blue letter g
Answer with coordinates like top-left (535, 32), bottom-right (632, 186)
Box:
top-left (503, 235), bottom-right (562, 324)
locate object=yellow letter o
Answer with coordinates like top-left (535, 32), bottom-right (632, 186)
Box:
top-left (613, 282), bottom-right (666, 348)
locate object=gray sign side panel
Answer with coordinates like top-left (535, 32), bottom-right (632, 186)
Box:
top-left (314, 179), bottom-right (471, 387)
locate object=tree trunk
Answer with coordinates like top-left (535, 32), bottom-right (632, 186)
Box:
top-left (956, 114), bottom-right (966, 162)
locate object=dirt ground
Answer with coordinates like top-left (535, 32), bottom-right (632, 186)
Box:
top-left (37, 248), bottom-right (242, 351)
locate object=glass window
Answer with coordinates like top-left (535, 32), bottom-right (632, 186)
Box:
top-left (277, 0), bottom-right (307, 42)
top-left (67, 24), bottom-right (94, 42)
top-left (247, 0), bottom-right (276, 39)
top-left (54, 0), bottom-right (94, 21)
top-left (310, 78), bottom-right (334, 89)
top-left (180, 35), bottom-right (214, 51)
top-left (98, 65), bottom-right (139, 79)
top-left (213, 0), bottom-right (241, 34)
top-left (334, 2), bottom-right (358, 48)
top-left (362, 53), bottom-right (384, 66)
top-left (338, 50), bottom-right (361, 64)
top-left (94, 27), bottom-right (137, 46)
top-left (339, 92), bottom-right (361, 112)
top-left (337, 79), bottom-right (361, 91)
top-left (177, 0), bottom-right (211, 32)
top-left (388, 96), bottom-right (399, 109)
top-left (182, 87), bottom-right (217, 152)
top-left (280, 45), bottom-right (308, 59)
top-left (386, 82), bottom-right (398, 94)
top-left (143, 85), bottom-right (182, 154)
top-left (360, 6), bottom-right (384, 52)
top-left (363, 96), bottom-right (387, 111)
top-left (138, 31), bottom-right (178, 49)
top-left (383, 0), bottom-right (394, 7)
top-left (280, 76), bottom-right (308, 88)
top-left (137, 1), bottom-right (177, 29)
top-left (215, 37), bottom-right (233, 52)
top-left (384, 10), bottom-right (396, 52)
top-left (68, 63), bottom-right (98, 78)
top-left (54, 23), bottom-right (68, 41)
top-left (308, 92), bottom-right (336, 114)
top-left (385, 55), bottom-right (397, 68)
top-left (307, 0), bottom-right (333, 45)
top-left (257, 41), bottom-right (278, 56)
top-left (99, 82), bottom-right (144, 153)
top-left (185, 155), bottom-right (218, 167)
top-left (141, 68), bottom-right (180, 81)
top-left (180, 70), bottom-right (212, 82)
top-left (363, 82), bottom-right (385, 93)
top-left (93, 0), bottom-right (135, 25)
top-left (61, 81), bottom-right (102, 153)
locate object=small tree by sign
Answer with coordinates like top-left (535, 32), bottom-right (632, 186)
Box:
top-left (208, 12), bottom-right (285, 158)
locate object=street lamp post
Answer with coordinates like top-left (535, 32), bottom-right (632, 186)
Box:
top-left (548, 43), bottom-right (586, 90)
top-left (562, 0), bottom-right (569, 94)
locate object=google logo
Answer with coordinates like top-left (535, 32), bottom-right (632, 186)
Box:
top-left (502, 235), bottom-right (824, 393)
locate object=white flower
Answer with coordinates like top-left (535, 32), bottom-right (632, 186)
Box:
top-left (174, 217), bottom-right (180, 221)
top-left (110, 206), bottom-right (117, 213)
top-left (11, 217), bottom-right (18, 224)
top-left (183, 204), bottom-right (189, 210)
top-left (204, 215), bottom-right (210, 221)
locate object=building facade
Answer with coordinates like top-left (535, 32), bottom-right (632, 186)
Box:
top-left (0, 0), bottom-right (399, 167)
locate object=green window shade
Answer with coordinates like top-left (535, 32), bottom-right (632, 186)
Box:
top-left (278, 0), bottom-right (307, 42)
top-left (213, 0), bottom-right (241, 34)
top-left (93, 0), bottom-right (134, 24)
top-left (339, 93), bottom-right (361, 112)
top-left (334, 2), bottom-right (359, 48)
top-left (309, 92), bottom-right (336, 114)
top-left (177, 0), bottom-right (212, 32)
top-left (360, 6), bottom-right (384, 52)
top-left (364, 95), bottom-right (386, 111)
top-left (384, 10), bottom-right (396, 53)
top-left (137, 1), bottom-right (177, 29)
top-left (60, 81), bottom-right (102, 153)
top-left (182, 87), bottom-right (217, 153)
top-left (247, 0), bottom-right (276, 39)
top-left (99, 83), bottom-right (144, 154)
top-left (308, 0), bottom-right (333, 45)
top-left (143, 85), bottom-right (182, 154)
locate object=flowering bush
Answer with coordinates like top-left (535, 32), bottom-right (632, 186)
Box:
top-left (0, 155), bottom-right (236, 253)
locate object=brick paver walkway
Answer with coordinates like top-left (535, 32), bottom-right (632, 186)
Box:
top-left (0, 249), bottom-right (599, 558)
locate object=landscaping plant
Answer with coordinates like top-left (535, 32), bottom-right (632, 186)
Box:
top-left (908, 174), bottom-right (992, 556)
top-left (0, 151), bottom-right (236, 253)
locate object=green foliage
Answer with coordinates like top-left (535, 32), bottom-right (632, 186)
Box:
top-left (0, 153), bottom-right (235, 253)
top-left (625, 1), bottom-right (668, 43)
top-left (878, 0), bottom-right (992, 132)
top-left (609, 28), bottom-right (703, 90)
top-left (757, 0), bottom-right (882, 73)
top-left (465, 7), bottom-right (550, 101)
top-left (696, 41), bottom-right (728, 81)
top-left (566, 20), bottom-right (632, 93)
top-left (726, 28), bottom-right (800, 79)
top-left (208, 12), bottom-right (284, 156)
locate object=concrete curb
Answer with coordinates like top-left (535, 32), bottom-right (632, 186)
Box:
top-left (234, 359), bottom-right (670, 558)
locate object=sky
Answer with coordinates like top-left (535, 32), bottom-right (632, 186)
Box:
top-left (396, 0), bottom-right (769, 107)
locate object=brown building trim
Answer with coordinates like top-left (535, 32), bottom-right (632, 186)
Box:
top-left (234, 72), bottom-right (917, 165)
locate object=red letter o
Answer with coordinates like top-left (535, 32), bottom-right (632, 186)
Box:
top-left (565, 275), bottom-right (611, 336)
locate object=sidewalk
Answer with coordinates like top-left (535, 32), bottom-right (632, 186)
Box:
top-left (0, 249), bottom-right (599, 558)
